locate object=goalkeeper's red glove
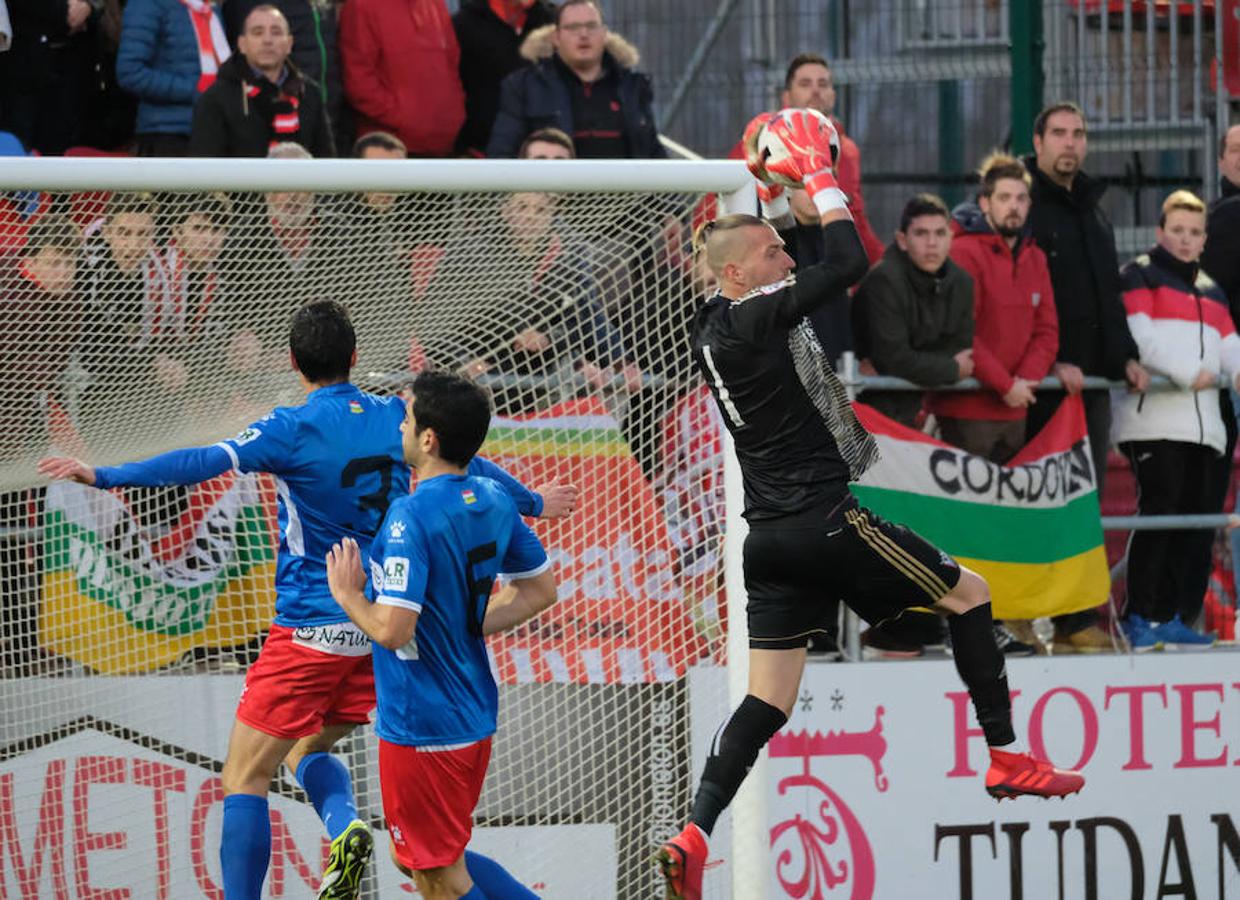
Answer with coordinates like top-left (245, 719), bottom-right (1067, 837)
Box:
top-left (756, 179), bottom-right (790, 222)
top-left (764, 108), bottom-right (847, 217)
top-left (741, 112), bottom-right (791, 220)
top-left (741, 111), bottom-right (775, 182)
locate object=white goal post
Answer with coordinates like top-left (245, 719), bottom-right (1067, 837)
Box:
top-left (0, 156), bottom-right (771, 899)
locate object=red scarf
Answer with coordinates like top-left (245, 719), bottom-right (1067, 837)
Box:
top-left (180, 0), bottom-right (229, 92)
top-left (489, 0), bottom-right (529, 32)
top-left (155, 241), bottom-right (215, 339)
top-left (19, 258), bottom-right (44, 291)
top-left (246, 82), bottom-right (301, 149)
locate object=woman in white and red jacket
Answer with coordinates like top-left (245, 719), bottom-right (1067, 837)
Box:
top-left (1114, 190), bottom-right (1240, 649)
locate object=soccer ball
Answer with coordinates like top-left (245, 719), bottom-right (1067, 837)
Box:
top-left (756, 108), bottom-right (838, 188)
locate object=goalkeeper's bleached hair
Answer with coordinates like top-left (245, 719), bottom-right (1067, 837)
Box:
top-left (693, 213), bottom-right (767, 276)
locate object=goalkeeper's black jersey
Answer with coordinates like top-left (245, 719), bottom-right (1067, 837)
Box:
top-left (690, 221), bottom-right (875, 522)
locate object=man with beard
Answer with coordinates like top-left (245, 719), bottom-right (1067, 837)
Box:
top-left (1023, 102), bottom-right (1149, 654)
top-left (940, 153), bottom-right (1059, 656)
top-left (1201, 124), bottom-right (1240, 308)
top-left (940, 153), bottom-right (1058, 463)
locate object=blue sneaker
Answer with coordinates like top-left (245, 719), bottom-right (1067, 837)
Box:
top-left (1121, 615), bottom-right (1162, 652)
top-left (1149, 615), bottom-right (1215, 650)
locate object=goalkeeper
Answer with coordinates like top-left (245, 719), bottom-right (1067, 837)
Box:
top-left (656, 110), bottom-right (1085, 900)
top-left (39, 300), bottom-right (577, 900)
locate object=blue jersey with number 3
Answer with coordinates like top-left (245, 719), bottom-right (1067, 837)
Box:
top-left (368, 475), bottom-right (549, 746)
top-left (216, 383), bottom-right (542, 628)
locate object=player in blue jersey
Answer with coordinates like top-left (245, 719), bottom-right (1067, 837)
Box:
top-left (326, 370), bottom-right (556, 900)
top-left (38, 301), bottom-right (576, 900)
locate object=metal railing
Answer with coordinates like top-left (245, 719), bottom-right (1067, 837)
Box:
top-left (835, 357), bottom-right (1240, 534)
top-left (1043, 0), bottom-right (1227, 191)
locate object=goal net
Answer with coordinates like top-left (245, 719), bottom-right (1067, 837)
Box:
top-left (0, 158), bottom-right (748, 899)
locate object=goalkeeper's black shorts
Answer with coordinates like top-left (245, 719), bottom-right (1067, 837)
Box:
top-left (743, 495), bottom-right (962, 650)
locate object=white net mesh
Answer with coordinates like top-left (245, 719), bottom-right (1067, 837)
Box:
top-left (0, 167), bottom-right (737, 898)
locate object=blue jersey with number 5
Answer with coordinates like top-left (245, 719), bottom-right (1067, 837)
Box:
top-left (216, 383), bottom-right (542, 627)
top-left (367, 475), bottom-right (549, 746)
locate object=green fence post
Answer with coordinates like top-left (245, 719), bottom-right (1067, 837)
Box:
top-left (938, 80), bottom-right (964, 208)
top-left (1010, 0), bottom-right (1045, 156)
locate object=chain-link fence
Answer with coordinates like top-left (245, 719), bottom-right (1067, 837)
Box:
top-left (594, 0), bottom-right (1235, 247)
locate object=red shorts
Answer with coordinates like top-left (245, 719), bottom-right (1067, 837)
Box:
top-left (380, 737), bottom-right (492, 870)
top-left (236, 623), bottom-right (375, 739)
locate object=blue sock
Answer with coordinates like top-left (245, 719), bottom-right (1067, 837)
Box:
top-left (466, 850), bottom-right (538, 899)
top-left (294, 752), bottom-right (358, 840)
top-left (221, 794), bottom-right (270, 900)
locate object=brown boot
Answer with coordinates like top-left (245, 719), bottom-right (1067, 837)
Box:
top-left (1052, 623), bottom-right (1117, 655)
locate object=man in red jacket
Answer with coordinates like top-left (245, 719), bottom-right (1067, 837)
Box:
top-left (339, 0), bottom-right (464, 157)
top-left (934, 152), bottom-right (1058, 463)
top-left (778, 53), bottom-right (884, 263)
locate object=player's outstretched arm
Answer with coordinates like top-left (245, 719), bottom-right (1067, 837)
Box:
top-left (37, 457), bottom-right (97, 486)
top-left (37, 444), bottom-right (234, 490)
top-left (482, 570), bottom-right (556, 636)
top-left (533, 479), bottom-right (578, 519)
top-left (469, 456), bottom-right (579, 519)
top-left (326, 537), bottom-right (418, 650)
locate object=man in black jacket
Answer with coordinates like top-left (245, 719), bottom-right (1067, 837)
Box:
top-left (1202, 124), bottom-right (1240, 312)
top-left (453, 0), bottom-right (555, 157)
top-left (1023, 101), bottom-right (1149, 653)
top-left (190, 4), bottom-right (334, 157)
top-left (1201, 123), bottom-right (1240, 584)
top-left (854, 193), bottom-right (974, 427)
top-left (223, 0), bottom-right (348, 153)
top-left (485, 0), bottom-right (664, 159)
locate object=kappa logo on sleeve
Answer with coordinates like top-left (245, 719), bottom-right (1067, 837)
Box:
top-left (232, 427), bottom-right (262, 445)
top-left (384, 556), bottom-right (411, 592)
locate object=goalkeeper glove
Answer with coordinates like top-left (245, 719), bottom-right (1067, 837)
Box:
top-left (741, 111), bottom-right (791, 220)
top-left (763, 108), bottom-right (847, 217)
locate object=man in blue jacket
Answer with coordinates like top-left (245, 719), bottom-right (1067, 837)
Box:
top-left (485, 0), bottom-right (664, 159)
top-left (117, 0), bottom-right (231, 156)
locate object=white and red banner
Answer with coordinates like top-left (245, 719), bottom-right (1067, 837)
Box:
top-left (692, 653), bottom-right (1240, 899)
top-left (0, 676), bottom-right (616, 899)
top-left (484, 397), bottom-right (709, 684)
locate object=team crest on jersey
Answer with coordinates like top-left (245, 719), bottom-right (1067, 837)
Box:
top-left (370, 559), bottom-right (383, 591)
top-left (461, 489), bottom-right (477, 505)
top-left (388, 519), bottom-right (406, 540)
top-left (232, 427), bottom-right (262, 445)
top-left (384, 556), bottom-right (410, 592)
top-left (349, 400), bottom-right (364, 414)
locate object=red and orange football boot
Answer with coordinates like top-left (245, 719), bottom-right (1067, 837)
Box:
top-left (656, 823), bottom-right (708, 900)
top-left (986, 748), bottom-right (1085, 800)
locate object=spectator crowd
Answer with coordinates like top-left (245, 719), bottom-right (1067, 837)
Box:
top-left (1, 0), bottom-right (1238, 674)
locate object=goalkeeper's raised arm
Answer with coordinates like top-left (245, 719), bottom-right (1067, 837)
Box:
top-left (695, 109), bottom-right (868, 328)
